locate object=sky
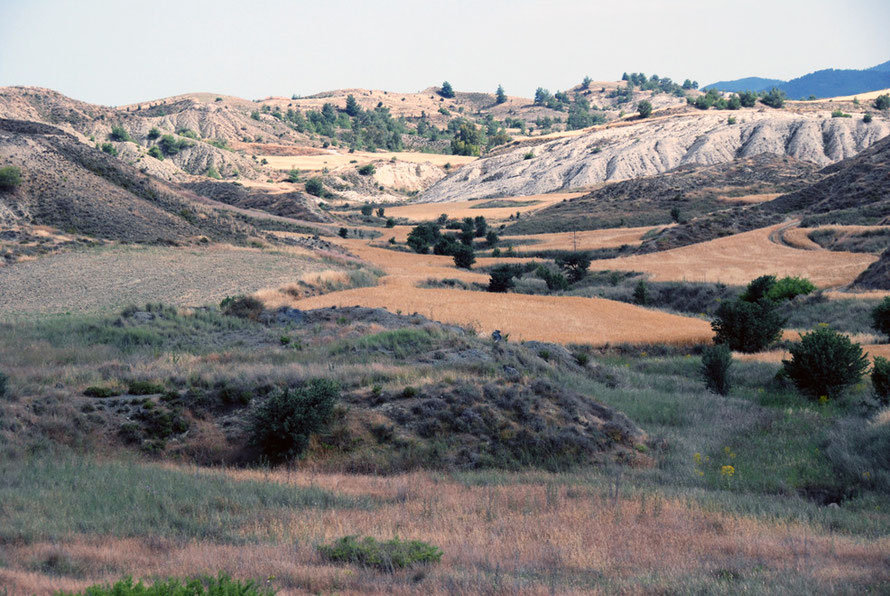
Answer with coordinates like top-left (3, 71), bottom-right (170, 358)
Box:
top-left (1, 0), bottom-right (888, 106)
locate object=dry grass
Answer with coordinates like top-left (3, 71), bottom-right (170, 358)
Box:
top-left (718, 193), bottom-right (781, 204)
top-left (506, 226), bottom-right (656, 253)
top-left (590, 223), bottom-right (877, 288)
top-left (4, 466), bottom-right (888, 595)
top-left (818, 87), bottom-right (890, 102)
top-left (383, 193), bottom-right (579, 223)
top-left (735, 342), bottom-right (890, 364)
top-left (257, 152), bottom-right (476, 172)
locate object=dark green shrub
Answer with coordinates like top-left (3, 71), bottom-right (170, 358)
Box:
top-left (304, 177), bottom-right (324, 197)
top-left (357, 164), bottom-right (375, 176)
top-left (318, 536), bottom-right (442, 571)
top-left (385, 218), bottom-right (395, 228)
top-left (555, 253), bottom-right (591, 284)
top-left (782, 326), bottom-right (869, 399)
top-left (108, 125), bottom-right (132, 142)
top-left (637, 100), bottom-right (652, 118)
top-left (711, 299), bottom-right (784, 353)
top-left (495, 84), bottom-right (507, 104)
top-left (632, 280), bottom-right (648, 305)
top-left (128, 381), bottom-right (165, 395)
top-left (873, 94), bottom-right (890, 110)
top-left (767, 276), bottom-right (815, 301)
top-left (158, 134), bottom-right (191, 156)
top-left (220, 295), bottom-right (264, 321)
top-left (147, 146), bottom-right (163, 160)
top-left (452, 245), bottom-right (476, 269)
top-left (760, 88), bottom-right (786, 108)
top-left (872, 297), bottom-right (890, 339)
top-left (738, 90), bottom-right (758, 107)
top-left (488, 265), bottom-right (521, 293)
top-left (863, 113), bottom-right (873, 123)
top-left (0, 371), bottom-right (8, 399)
top-left (84, 386), bottom-right (121, 398)
top-left (0, 165), bottom-right (21, 191)
top-left (485, 230), bottom-right (499, 246)
top-left (701, 344), bottom-right (733, 395)
top-left (537, 266), bottom-right (568, 291)
top-left (250, 379), bottom-right (339, 463)
top-left (872, 356), bottom-right (890, 404)
top-left (100, 142), bottom-right (118, 156)
top-left (338, 227), bottom-right (348, 238)
top-left (439, 81), bottom-right (455, 98)
top-left (54, 573), bottom-right (272, 595)
top-left (286, 169), bottom-right (301, 183)
top-left (376, 207), bottom-right (385, 217)
top-left (740, 275), bottom-right (776, 302)
top-left (360, 204), bottom-right (373, 216)
top-left (147, 127), bottom-right (161, 140)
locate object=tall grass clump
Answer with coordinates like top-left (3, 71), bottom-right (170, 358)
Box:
top-left (318, 536), bottom-right (442, 571)
top-left (782, 327), bottom-right (869, 400)
top-left (55, 573), bottom-right (273, 596)
top-left (700, 344), bottom-right (732, 395)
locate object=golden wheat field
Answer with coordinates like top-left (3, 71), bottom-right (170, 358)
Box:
top-left (506, 227), bottom-right (656, 253)
top-left (780, 225), bottom-right (890, 251)
top-left (589, 223), bottom-right (878, 287)
top-left (382, 193), bottom-right (581, 223)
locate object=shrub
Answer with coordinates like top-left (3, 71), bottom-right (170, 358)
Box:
top-left (632, 280), bottom-right (648, 305)
top-left (488, 264), bottom-right (521, 293)
top-left (128, 381), bottom-right (165, 395)
top-left (439, 81), bottom-right (455, 98)
top-left (767, 276), bottom-right (816, 301)
top-left (872, 297), bottom-right (890, 339)
top-left (83, 386), bottom-right (121, 398)
top-left (338, 227), bottom-right (348, 238)
top-left (452, 245), bottom-right (475, 269)
top-left (637, 100), bottom-right (652, 118)
top-left (54, 573), bottom-right (272, 596)
top-left (873, 94), bottom-right (890, 110)
top-left (0, 165), bottom-right (22, 191)
top-left (304, 177), bottom-right (324, 197)
top-left (360, 204), bottom-right (373, 216)
top-left (286, 169), bottom-right (301, 183)
top-left (220, 295), bottom-right (264, 321)
top-left (711, 299), bottom-right (784, 353)
top-left (523, 151), bottom-right (534, 160)
top-left (147, 127), bottom-right (161, 140)
top-left (760, 88), bottom-right (786, 108)
top-left (485, 229), bottom-right (499, 247)
top-left (250, 379), bottom-right (338, 463)
top-left (537, 266), bottom-right (568, 291)
top-left (100, 142), bottom-right (118, 156)
top-left (495, 84), bottom-right (507, 104)
top-left (147, 146), bottom-right (163, 160)
top-left (376, 207), bottom-right (385, 218)
top-left (740, 275), bottom-right (776, 303)
top-left (108, 125), bottom-right (132, 142)
top-left (385, 218), bottom-right (395, 228)
top-left (863, 113), bottom-right (873, 123)
top-left (0, 370), bottom-right (8, 399)
top-left (158, 134), bottom-right (190, 156)
top-left (701, 344), bottom-right (733, 395)
top-left (318, 536), bottom-right (442, 571)
top-left (782, 326), bottom-right (869, 399)
top-left (407, 222), bottom-right (440, 254)
top-left (831, 109), bottom-right (851, 118)
top-left (872, 356), bottom-right (890, 404)
top-left (357, 164), bottom-right (375, 176)
top-left (738, 90), bottom-right (758, 108)
top-left (555, 253), bottom-right (591, 284)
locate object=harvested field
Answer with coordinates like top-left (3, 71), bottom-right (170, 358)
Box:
top-left (591, 223), bottom-right (878, 287)
top-left (383, 192), bottom-right (579, 223)
top-left (0, 244), bottom-right (334, 318)
top-left (257, 151), bottom-right (476, 172)
top-left (718, 193), bottom-right (781, 204)
top-left (506, 226), bottom-right (657, 253)
top-left (734, 343), bottom-right (890, 364)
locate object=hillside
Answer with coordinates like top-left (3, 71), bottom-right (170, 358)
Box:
top-left (421, 109), bottom-right (890, 202)
top-left (637, 134), bottom-right (890, 256)
top-left (705, 59), bottom-right (890, 98)
top-left (703, 77), bottom-right (786, 93)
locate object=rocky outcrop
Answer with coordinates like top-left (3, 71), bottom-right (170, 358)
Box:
top-left (422, 110), bottom-right (890, 202)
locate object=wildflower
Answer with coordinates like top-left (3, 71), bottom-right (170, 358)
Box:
top-left (720, 465), bottom-right (735, 477)
top-left (818, 395), bottom-right (829, 405)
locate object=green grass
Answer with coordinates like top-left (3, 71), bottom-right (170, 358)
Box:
top-left (55, 574), bottom-right (273, 596)
top-left (0, 457), bottom-right (375, 545)
top-left (318, 535), bottom-right (442, 571)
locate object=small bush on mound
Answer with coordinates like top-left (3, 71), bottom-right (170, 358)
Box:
top-left (318, 535), bottom-right (443, 571)
top-left (357, 164), bottom-right (375, 176)
top-left (767, 276), bottom-right (816, 301)
top-left (555, 252), bottom-right (591, 284)
top-left (128, 380), bottom-right (165, 395)
top-left (220, 295), bottom-right (264, 321)
top-left (304, 177), bottom-right (324, 197)
top-left (872, 356), bottom-right (890, 405)
top-left (873, 297), bottom-right (890, 339)
top-left (147, 145), bottom-right (163, 160)
top-left (250, 379), bottom-right (338, 463)
top-left (711, 299), bottom-right (785, 353)
top-left (0, 165), bottom-right (23, 191)
top-left (782, 326), bottom-right (869, 400)
top-left (54, 573), bottom-right (272, 595)
top-left (701, 344), bottom-right (733, 395)
top-left (84, 385), bottom-right (121, 398)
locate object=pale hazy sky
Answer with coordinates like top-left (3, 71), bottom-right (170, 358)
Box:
top-left (1, 0), bottom-right (888, 106)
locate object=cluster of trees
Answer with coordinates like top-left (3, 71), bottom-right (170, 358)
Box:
top-left (533, 88), bottom-right (606, 130)
top-left (405, 217), bottom-right (499, 269)
top-left (484, 252), bottom-right (590, 294)
top-left (688, 88), bottom-right (782, 111)
top-left (621, 72), bottom-right (689, 97)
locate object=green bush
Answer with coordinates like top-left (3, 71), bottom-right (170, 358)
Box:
top-left (782, 326), bottom-right (869, 399)
top-left (108, 125), bottom-right (132, 142)
top-left (250, 379), bottom-right (339, 463)
top-left (711, 299), bottom-right (784, 353)
top-left (555, 253), bottom-right (591, 284)
top-left (439, 81), bottom-right (455, 98)
top-left (0, 370), bottom-right (8, 399)
top-left (767, 276), bottom-right (816, 301)
top-left (304, 177), bottom-right (324, 197)
top-left (740, 275), bottom-right (776, 303)
top-left (488, 264), bottom-right (522, 293)
top-left (452, 244), bottom-right (476, 269)
top-left (100, 142), bottom-right (118, 156)
top-left (147, 127), bottom-right (161, 140)
top-left (632, 280), bottom-right (648, 305)
top-left (128, 380), bottom-right (165, 395)
top-left (84, 386), bottom-right (121, 398)
top-left (286, 169), bottom-right (301, 183)
top-left (357, 164), bottom-right (375, 176)
top-left (338, 227), bottom-right (348, 238)
top-left (158, 134), bottom-right (191, 156)
top-left (760, 88), bottom-right (786, 108)
top-left (873, 94), bottom-right (890, 110)
top-left (0, 165), bottom-right (22, 191)
top-left (360, 204), bottom-right (373, 216)
top-left (637, 100), bottom-right (652, 118)
top-left (54, 573), bottom-right (272, 595)
top-left (872, 356), bottom-right (890, 404)
top-left (701, 344), bottom-right (733, 395)
top-left (147, 146), bottom-right (163, 160)
top-left (872, 297), bottom-right (890, 339)
top-left (318, 535), bottom-right (442, 571)
top-left (537, 266), bottom-right (568, 291)
top-left (863, 113), bottom-right (873, 123)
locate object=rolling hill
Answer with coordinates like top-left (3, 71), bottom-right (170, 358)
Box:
top-left (704, 59), bottom-right (890, 98)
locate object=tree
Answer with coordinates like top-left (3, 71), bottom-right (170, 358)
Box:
top-left (376, 207), bottom-right (385, 218)
top-left (582, 76), bottom-right (593, 89)
top-left (738, 90), bottom-right (758, 108)
top-left (474, 216), bottom-right (487, 238)
top-left (250, 379), bottom-right (338, 463)
top-left (495, 84), bottom-right (507, 105)
top-left (407, 222), bottom-right (440, 254)
top-left (485, 230), bottom-right (499, 247)
top-left (782, 327), bottom-right (869, 399)
top-left (873, 94), bottom-right (890, 110)
top-left (439, 81), bottom-right (455, 98)
top-left (453, 245), bottom-right (475, 269)
top-left (701, 344), bottom-right (733, 395)
top-left (632, 280), bottom-right (649, 305)
top-left (555, 253), bottom-right (591, 284)
top-left (760, 88), bottom-right (786, 109)
top-left (345, 94), bottom-right (361, 117)
top-left (872, 357), bottom-right (890, 405)
top-left (147, 146), bottom-right (163, 160)
top-left (147, 127), bottom-right (161, 140)
top-left (740, 275), bottom-right (777, 303)
top-left (534, 87), bottom-right (552, 105)
top-left (459, 217), bottom-right (476, 245)
top-left (711, 299), bottom-right (784, 353)
top-left (450, 120), bottom-right (483, 156)
top-left (305, 177), bottom-right (324, 197)
top-left (108, 125), bottom-right (132, 142)
top-left (360, 204), bottom-right (373, 216)
top-left (488, 265), bottom-right (519, 292)
top-left (0, 166), bottom-right (22, 191)
top-left (873, 297), bottom-right (890, 339)
top-left (727, 94), bottom-right (742, 110)
top-left (637, 100), bottom-right (652, 118)
top-left (537, 266), bottom-right (569, 291)
top-left (338, 227), bottom-right (348, 238)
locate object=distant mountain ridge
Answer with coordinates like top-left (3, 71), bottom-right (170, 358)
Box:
top-left (704, 60), bottom-right (890, 99)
